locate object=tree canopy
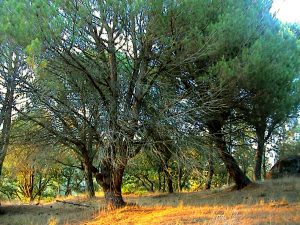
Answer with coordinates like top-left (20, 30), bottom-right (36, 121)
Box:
top-left (0, 0), bottom-right (299, 209)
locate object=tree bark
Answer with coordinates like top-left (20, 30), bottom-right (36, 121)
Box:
top-left (227, 172), bottom-right (231, 186)
top-left (82, 152), bottom-right (96, 198)
top-left (144, 176), bottom-right (154, 192)
top-left (254, 127), bottom-right (265, 181)
top-left (205, 157), bottom-right (214, 190)
top-left (95, 163), bottom-right (126, 209)
top-left (262, 151), bottom-right (267, 179)
top-left (208, 120), bottom-right (251, 189)
top-left (167, 175), bottom-right (173, 193)
top-left (0, 70), bottom-right (15, 175)
top-left (84, 166), bottom-right (95, 198)
top-left (23, 169), bottom-right (35, 202)
top-left (158, 171), bottom-right (162, 191)
top-left (178, 167), bottom-right (183, 192)
top-left (135, 175), bottom-right (154, 192)
top-left (164, 166), bottom-right (173, 193)
top-left (147, 125), bottom-right (174, 193)
top-left (217, 144), bottom-right (251, 189)
top-left (65, 176), bottom-right (72, 196)
top-left (162, 173), bottom-right (166, 192)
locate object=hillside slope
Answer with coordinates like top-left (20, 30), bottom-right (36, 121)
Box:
top-left (0, 177), bottom-right (299, 225)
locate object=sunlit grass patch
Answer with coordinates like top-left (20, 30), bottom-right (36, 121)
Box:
top-left (0, 177), bottom-right (299, 225)
top-left (85, 201), bottom-right (300, 225)
top-left (84, 178), bottom-right (300, 225)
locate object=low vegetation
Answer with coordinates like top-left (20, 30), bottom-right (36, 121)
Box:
top-left (0, 1), bottom-right (300, 224)
top-left (1, 177), bottom-right (299, 225)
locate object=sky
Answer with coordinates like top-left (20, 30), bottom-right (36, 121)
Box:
top-left (271, 0), bottom-right (300, 24)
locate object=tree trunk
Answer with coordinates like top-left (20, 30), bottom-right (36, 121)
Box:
top-left (262, 151), bottom-right (266, 179)
top-left (162, 173), bottom-right (166, 192)
top-left (83, 164), bottom-right (95, 198)
top-left (167, 175), bottom-right (173, 193)
top-left (136, 176), bottom-right (154, 192)
top-left (164, 166), bottom-right (173, 193)
top-left (178, 167), bottom-right (183, 192)
top-left (208, 120), bottom-right (251, 189)
top-left (57, 173), bottom-right (61, 196)
top-left (95, 163), bottom-right (126, 209)
top-left (81, 150), bottom-right (96, 198)
top-left (254, 128), bottom-right (265, 181)
top-left (227, 172), bottom-right (231, 185)
top-left (65, 176), bottom-right (72, 196)
top-left (37, 175), bottom-right (43, 200)
top-left (158, 171), bottom-right (162, 191)
top-left (28, 169), bottom-right (35, 202)
top-left (216, 137), bottom-right (251, 189)
top-left (144, 176), bottom-right (154, 192)
top-left (0, 71), bottom-right (15, 175)
top-left (205, 157), bottom-right (214, 190)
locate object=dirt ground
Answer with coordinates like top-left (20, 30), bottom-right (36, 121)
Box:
top-left (0, 198), bottom-right (100, 225)
top-left (0, 177), bottom-right (300, 225)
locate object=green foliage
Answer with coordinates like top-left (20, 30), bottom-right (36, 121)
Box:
top-left (0, 0), bottom-right (300, 198)
top-left (278, 141), bottom-right (300, 159)
top-left (237, 24), bottom-right (300, 125)
top-left (0, 118), bottom-right (88, 201)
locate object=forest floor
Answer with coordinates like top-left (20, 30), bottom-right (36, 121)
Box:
top-left (0, 177), bottom-right (299, 225)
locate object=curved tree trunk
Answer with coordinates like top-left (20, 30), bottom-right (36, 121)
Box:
top-left (208, 120), bottom-right (251, 189)
top-left (217, 142), bottom-right (251, 189)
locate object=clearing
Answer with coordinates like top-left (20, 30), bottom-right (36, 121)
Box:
top-left (0, 177), bottom-right (299, 225)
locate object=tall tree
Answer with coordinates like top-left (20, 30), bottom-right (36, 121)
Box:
top-left (5, 0), bottom-right (212, 208)
top-left (236, 27), bottom-right (300, 180)
top-left (20, 66), bottom-right (101, 198)
top-left (0, 42), bottom-right (28, 175)
top-left (174, 0), bottom-right (275, 188)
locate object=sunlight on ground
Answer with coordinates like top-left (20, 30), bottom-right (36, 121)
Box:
top-left (83, 177), bottom-right (300, 225)
top-left (85, 202), bottom-right (300, 225)
top-left (1, 177), bottom-right (299, 225)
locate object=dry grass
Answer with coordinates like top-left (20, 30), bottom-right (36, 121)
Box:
top-left (0, 195), bottom-right (103, 225)
top-left (87, 202), bottom-right (300, 225)
top-left (1, 177), bottom-right (300, 225)
top-left (85, 177), bottom-right (300, 225)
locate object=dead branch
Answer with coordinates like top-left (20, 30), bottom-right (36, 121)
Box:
top-left (56, 200), bottom-right (92, 208)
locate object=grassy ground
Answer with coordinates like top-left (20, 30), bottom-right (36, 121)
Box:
top-left (0, 177), bottom-right (299, 225)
